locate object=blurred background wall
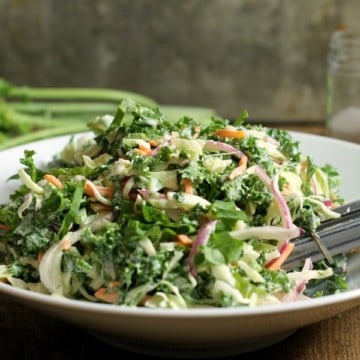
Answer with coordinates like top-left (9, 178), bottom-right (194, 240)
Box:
top-left (0, 0), bottom-right (359, 122)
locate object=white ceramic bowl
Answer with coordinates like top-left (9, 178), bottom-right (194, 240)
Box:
top-left (0, 132), bottom-right (359, 359)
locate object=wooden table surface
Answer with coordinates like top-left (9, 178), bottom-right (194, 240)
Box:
top-left (1, 123), bottom-right (359, 360)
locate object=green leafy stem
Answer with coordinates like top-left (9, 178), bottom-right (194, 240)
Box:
top-left (0, 78), bottom-right (217, 150)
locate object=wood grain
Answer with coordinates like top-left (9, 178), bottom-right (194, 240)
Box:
top-left (1, 297), bottom-right (359, 360)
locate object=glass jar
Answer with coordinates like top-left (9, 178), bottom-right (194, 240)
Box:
top-left (326, 29), bottom-right (360, 143)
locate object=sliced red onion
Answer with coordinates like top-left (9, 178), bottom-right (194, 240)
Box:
top-left (137, 189), bottom-right (167, 200)
top-left (204, 140), bottom-right (244, 159)
top-left (282, 258), bottom-right (313, 302)
top-left (188, 220), bottom-right (217, 276)
top-left (254, 165), bottom-right (294, 230)
top-left (283, 280), bottom-right (307, 302)
top-left (323, 199), bottom-right (334, 207)
top-left (271, 172), bottom-right (293, 229)
top-left (253, 165), bottom-right (272, 188)
top-left (150, 138), bottom-right (171, 156)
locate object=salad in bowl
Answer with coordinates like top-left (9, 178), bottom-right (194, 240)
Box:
top-left (0, 98), bottom-right (348, 309)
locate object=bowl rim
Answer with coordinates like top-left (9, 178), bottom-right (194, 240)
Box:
top-left (0, 131), bottom-right (359, 318)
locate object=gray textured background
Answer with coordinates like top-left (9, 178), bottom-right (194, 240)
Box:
top-left (0, 0), bottom-right (359, 121)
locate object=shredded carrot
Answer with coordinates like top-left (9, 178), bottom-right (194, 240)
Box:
top-left (214, 129), bottom-right (246, 139)
top-left (94, 287), bottom-right (119, 304)
top-left (177, 234), bottom-right (193, 246)
top-left (59, 237), bottom-right (72, 251)
top-left (265, 242), bottom-right (295, 271)
top-left (135, 143), bottom-right (152, 156)
top-left (109, 281), bottom-right (121, 288)
top-left (90, 202), bottom-right (113, 213)
top-left (181, 178), bottom-right (193, 194)
top-left (37, 252), bottom-right (44, 263)
top-left (149, 139), bottom-right (159, 147)
top-left (84, 180), bottom-right (114, 198)
top-left (229, 156), bottom-right (248, 180)
top-left (43, 174), bottom-right (64, 189)
top-left (0, 224), bottom-right (10, 231)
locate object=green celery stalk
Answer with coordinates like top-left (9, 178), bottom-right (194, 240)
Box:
top-left (0, 78), bottom-right (157, 108)
top-left (0, 124), bottom-right (88, 151)
top-left (9, 101), bottom-right (117, 117)
top-left (0, 78), bottom-right (219, 150)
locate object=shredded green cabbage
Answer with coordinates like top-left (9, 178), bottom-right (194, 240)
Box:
top-left (0, 98), bottom-right (347, 308)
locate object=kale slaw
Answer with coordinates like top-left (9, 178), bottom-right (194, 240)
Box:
top-left (0, 99), bottom-right (348, 308)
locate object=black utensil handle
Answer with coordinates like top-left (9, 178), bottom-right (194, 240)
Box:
top-left (283, 200), bottom-right (360, 271)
